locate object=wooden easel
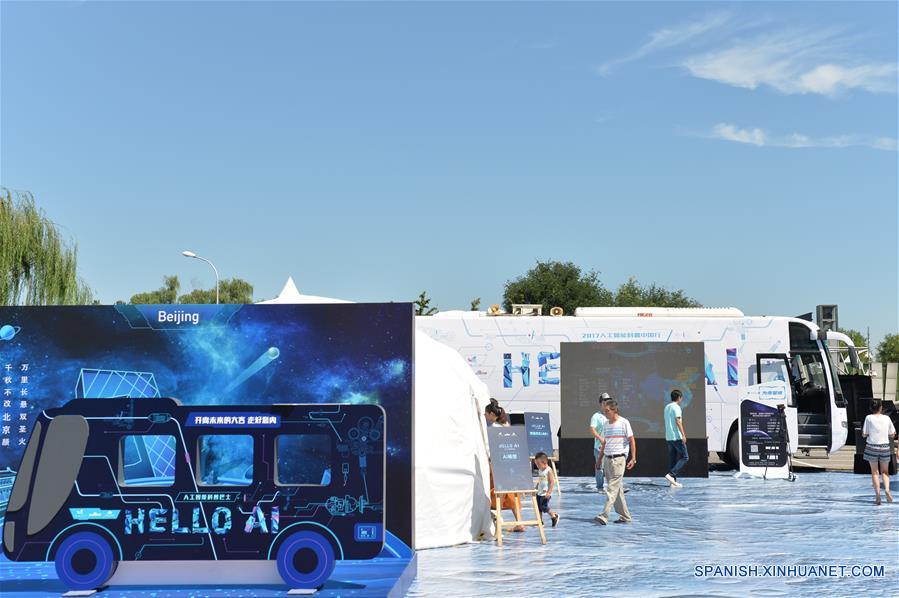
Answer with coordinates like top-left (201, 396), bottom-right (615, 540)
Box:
top-left (548, 457), bottom-right (562, 497)
top-left (494, 489), bottom-right (547, 546)
top-left (530, 456), bottom-right (562, 497)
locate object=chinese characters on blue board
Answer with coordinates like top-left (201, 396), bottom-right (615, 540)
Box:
top-left (2, 363), bottom-right (31, 450)
top-left (524, 412), bottom-right (554, 456)
top-left (497, 440), bottom-right (522, 461)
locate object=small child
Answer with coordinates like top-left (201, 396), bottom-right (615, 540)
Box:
top-left (534, 452), bottom-right (560, 527)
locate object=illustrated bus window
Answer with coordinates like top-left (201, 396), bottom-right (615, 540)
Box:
top-left (276, 435), bottom-right (332, 486)
top-left (120, 435), bottom-right (176, 487)
top-left (198, 435), bottom-right (253, 486)
top-left (7, 421), bottom-right (41, 513)
top-left (28, 415), bottom-right (89, 535)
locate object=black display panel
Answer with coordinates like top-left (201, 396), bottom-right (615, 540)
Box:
top-left (560, 342), bottom-right (708, 477)
top-left (524, 412), bottom-right (554, 457)
top-left (487, 426), bottom-right (535, 493)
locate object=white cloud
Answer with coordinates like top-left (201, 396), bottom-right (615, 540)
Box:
top-left (705, 122), bottom-right (897, 150)
top-left (681, 29), bottom-right (897, 96)
top-left (603, 13), bottom-right (898, 96)
top-left (599, 12), bottom-right (731, 75)
top-left (797, 63), bottom-right (898, 95)
top-left (712, 123), bottom-right (766, 146)
top-left (871, 137), bottom-right (899, 151)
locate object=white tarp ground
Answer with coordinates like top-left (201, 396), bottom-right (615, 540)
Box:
top-left (257, 278), bottom-right (494, 549)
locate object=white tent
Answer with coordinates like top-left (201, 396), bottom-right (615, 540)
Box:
top-left (257, 277), bottom-right (351, 305)
top-left (258, 278), bottom-right (494, 549)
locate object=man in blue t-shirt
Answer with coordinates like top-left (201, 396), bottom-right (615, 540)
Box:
top-left (664, 389), bottom-right (689, 487)
top-left (589, 392), bottom-right (611, 490)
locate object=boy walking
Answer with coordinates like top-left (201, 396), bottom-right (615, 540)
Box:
top-left (664, 390), bottom-right (689, 488)
top-left (534, 452), bottom-right (560, 527)
top-left (595, 400), bottom-right (636, 525)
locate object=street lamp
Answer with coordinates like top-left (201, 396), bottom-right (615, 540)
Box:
top-left (181, 250), bottom-right (220, 304)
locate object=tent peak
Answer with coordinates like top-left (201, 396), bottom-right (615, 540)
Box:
top-left (279, 276), bottom-right (301, 299)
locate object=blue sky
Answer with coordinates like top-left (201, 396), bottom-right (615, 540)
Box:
top-left (1, 2), bottom-right (897, 345)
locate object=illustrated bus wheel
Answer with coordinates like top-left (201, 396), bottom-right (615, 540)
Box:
top-left (276, 530), bottom-right (336, 589)
top-left (54, 531), bottom-right (117, 591)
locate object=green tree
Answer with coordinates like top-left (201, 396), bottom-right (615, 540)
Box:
top-left (129, 275), bottom-right (181, 304)
top-left (876, 333), bottom-right (899, 363)
top-left (470, 297), bottom-right (481, 311)
top-left (1, 188), bottom-right (93, 305)
top-left (613, 276), bottom-right (701, 308)
top-left (179, 278), bottom-right (254, 304)
top-left (837, 328), bottom-right (867, 349)
top-left (503, 260), bottom-right (613, 315)
top-left (129, 276), bottom-right (254, 304)
top-left (613, 276), bottom-right (644, 307)
top-left (414, 291), bottom-right (438, 316)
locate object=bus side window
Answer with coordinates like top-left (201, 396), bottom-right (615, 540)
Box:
top-left (198, 435), bottom-right (254, 486)
top-left (275, 435), bottom-right (332, 486)
top-left (759, 359), bottom-right (788, 383)
top-left (119, 435), bottom-right (177, 487)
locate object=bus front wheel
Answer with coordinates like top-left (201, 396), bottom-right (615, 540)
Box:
top-left (54, 531), bottom-right (118, 591)
top-left (275, 530), bottom-right (336, 590)
top-left (727, 428), bottom-right (740, 469)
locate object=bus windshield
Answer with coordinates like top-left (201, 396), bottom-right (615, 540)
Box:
top-left (823, 347), bottom-right (846, 406)
top-left (791, 353), bottom-right (827, 388)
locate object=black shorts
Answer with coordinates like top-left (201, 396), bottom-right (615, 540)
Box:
top-left (536, 495), bottom-right (551, 513)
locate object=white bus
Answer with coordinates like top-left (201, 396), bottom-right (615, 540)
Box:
top-left (417, 307), bottom-right (858, 465)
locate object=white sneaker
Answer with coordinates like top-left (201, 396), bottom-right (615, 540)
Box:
top-left (665, 474), bottom-right (683, 488)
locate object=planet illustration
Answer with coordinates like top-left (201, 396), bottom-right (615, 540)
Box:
top-left (0, 324), bottom-right (21, 341)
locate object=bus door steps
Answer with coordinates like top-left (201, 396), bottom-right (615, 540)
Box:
top-left (798, 423), bottom-right (829, 435)
top-left (797, 412), bottom-right (828, 425)
top-left (797, 412), bottom-right (829, 437)
top-left (797, 434), bottom-right (829, 447)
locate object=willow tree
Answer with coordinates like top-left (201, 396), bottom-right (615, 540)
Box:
top-left (1, 188), bottom-right (94, 305)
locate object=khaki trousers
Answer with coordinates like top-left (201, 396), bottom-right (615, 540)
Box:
top-left (600, 455), bottom-right (631, 522)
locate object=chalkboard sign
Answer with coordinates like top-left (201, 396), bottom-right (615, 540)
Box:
top-left (740, 399), bottom-right (788, 468)
top-left (524, 412), bottom-right (554, 457)
top-left (487, 426), bottom-right (536, 493)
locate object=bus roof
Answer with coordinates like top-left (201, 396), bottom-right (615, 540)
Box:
top-left (573, 307), bottom-right (744, 318)
top-left (430, 306), bottom-right (746, 319)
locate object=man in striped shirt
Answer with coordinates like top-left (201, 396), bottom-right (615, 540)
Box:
top-left (594, 399), bottom-right (636, 525)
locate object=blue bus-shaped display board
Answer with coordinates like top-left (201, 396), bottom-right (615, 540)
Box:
top-left (2, 398), bottom-right (386, 591)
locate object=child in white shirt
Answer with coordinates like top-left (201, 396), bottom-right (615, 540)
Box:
top-left (534, 452), bottom-right (559, 527)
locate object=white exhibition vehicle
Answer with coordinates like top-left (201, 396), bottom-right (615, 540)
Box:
top-left (417, 307), bottom-right (859, 465)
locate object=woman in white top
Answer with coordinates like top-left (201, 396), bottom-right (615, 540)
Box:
top-left (861, 400), bottom-right (896, 505)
